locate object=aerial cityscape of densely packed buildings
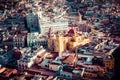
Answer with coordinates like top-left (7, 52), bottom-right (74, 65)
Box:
top-left (0, 0), bottom-right (120, 80)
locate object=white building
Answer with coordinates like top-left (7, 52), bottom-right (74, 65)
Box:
top-left (39, 16), bottom-right (69, 35)
top-left (27, 32), bottom-right (39, 47)
top-left (31, 74), bottom-right (42, 80)
top-left (37, 4), bottom-right (69, 35)
top-left (17, 47), bottom-right (46, 71)
top-left (13, 35), bottom-right (26, 48)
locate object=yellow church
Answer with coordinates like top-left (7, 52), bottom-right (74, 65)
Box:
top-left (48, 27), bottom-right (90, 53)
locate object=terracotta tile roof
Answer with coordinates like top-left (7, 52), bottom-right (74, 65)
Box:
top-left (63, 54), bottom-right (76, 64)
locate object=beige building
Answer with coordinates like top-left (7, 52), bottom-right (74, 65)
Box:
top-left (48, 27), bottom-right (90, 53)
top-left (49, 63), bottom-right (61, 71)
top-left (83, 71), bottom-right (97, 78)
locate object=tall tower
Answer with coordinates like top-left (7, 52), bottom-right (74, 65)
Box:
top-left (54, 34), bottom-right (65, 53)
top-left (48, 27), bottom-right (53, 38)
top-left (48, 27), bottom-right (54, 51)
top-left (78, 11), bottom-right (82, 23)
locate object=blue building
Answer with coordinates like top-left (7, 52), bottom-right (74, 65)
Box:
top-left (26, 12), bottom-right (40, 33)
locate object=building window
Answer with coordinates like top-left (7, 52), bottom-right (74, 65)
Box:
top-left (45, 65), bottom-right (48, 67)
top-left (68, 75), bottom-right (70, 77)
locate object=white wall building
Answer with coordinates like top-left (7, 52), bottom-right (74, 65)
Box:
top-left (13, 35), bottom-right (26, 48)
top-left (37, 5), bottom-right (69, 35)
top-left (17, 47), bottom-right (46, 71)
top-left (27, 32), bottom-right (39, 47)
top-left (39, 16), bottom-right (69, 35)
